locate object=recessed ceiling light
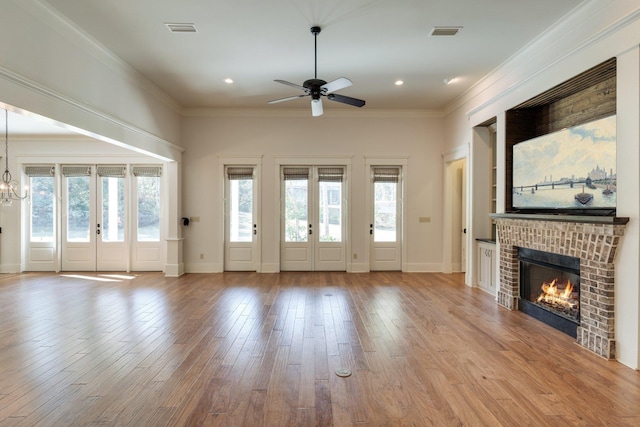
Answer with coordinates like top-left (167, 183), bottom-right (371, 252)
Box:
top-left (164, 23), bottom-right (197, 33)
top-left (224, 78), bottom-right (234, 84)
top-left (444, 77), bottom-right (458, 85)
top-left (395, 80), bottom-right (404, 86)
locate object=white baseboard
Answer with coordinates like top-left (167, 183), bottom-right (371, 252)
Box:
top-left (260, 263), bottom-right (280, 273)
top-left (184, 263), bottom-right (223, 273)
top-left (405, 263), bottom-right (443, 272)
top-left (164, 263), bottom-right (185, 277)
top-left (349, 262), bottom-right (369, 273)
top-left (0, 264), bottom-right (22, 273)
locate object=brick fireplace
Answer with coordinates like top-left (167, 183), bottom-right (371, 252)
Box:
top-left (492, 214), bottom-right (627, 359)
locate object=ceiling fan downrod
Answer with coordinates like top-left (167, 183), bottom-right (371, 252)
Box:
top-left (311, 26), bottom-right (321, 79)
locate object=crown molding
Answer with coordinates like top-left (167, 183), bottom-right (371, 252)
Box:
top-left (181, 107), bottom-right (444, 119)
top-left (443, 0), bottom-right (638, 120)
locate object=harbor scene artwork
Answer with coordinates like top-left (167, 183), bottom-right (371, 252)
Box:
top-left (512, 115), bottom-right (616, 209)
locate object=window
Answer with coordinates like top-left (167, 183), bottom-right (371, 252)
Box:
top-left (133, 166), bottom-right (162, 242)
top-left (27, 166), bottom-right (55, 242)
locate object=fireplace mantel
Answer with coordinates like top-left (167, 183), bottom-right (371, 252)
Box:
top-left (490, 213), bottom-right (629, 225)
top-left (492, 215), bottom-right (628, 359)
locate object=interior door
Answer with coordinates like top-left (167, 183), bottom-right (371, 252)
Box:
top-left (224, 166), bottom-right (257, 271)
top-left (461, 159), bottom-right (467, 273)
top-left (280, 166), bottom-right (346, 271)
top-left (370, 167), bottom-right (402, 271)
top-left (61, 165), bottom-right (128, 271)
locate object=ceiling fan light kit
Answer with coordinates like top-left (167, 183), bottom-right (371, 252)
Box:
top-left (268, 26), bottom-right (366, 117)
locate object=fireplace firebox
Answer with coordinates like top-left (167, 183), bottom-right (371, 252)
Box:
top-left (519, 247), bottom-right (580, 337)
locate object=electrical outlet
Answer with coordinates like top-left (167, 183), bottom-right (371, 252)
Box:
top-left (200, 253), bottom-right (204, 259)
top-left (353, 253), bottom-right (358, 259)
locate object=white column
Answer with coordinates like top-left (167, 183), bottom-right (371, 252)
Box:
top-left (164, 159), bottom-right (184, 277)
top-left (615, 46), bottom-right (640, 369)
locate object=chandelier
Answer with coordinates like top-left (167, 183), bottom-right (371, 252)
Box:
top-left (1, 110), bottom-right (28, 206)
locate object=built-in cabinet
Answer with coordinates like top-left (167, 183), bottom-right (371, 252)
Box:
top-left (477, 240), bottom-right (496, 296)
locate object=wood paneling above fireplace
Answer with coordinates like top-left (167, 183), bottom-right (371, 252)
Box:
top-left (505, 58), bottom-right (617, 212)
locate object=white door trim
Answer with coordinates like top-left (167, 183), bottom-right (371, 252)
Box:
top-left (442, 144), bottom-right (470, 278)
top-left (274, 156), bottom-right (352, 273)
top-left (364, 156), bottom-right (408, 272)
top-left (218, 156), bottom-right (262, 272)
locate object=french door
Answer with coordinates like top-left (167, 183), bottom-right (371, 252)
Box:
top-left (370, 166), bottom-right (402, 271)
top-left (224, 166), bottom-right (258, 271)
top-left (280, 166), bottom-right (346, 271)
top-left (61, 165), bottom-right (127, 271)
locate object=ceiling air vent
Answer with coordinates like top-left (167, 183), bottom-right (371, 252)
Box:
top-left (164, 23), bottom-right (197, 33)
top-left (429, 26), bottom-right (462, 37)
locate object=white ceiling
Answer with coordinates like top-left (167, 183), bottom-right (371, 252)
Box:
top-left (10, 0), bottom-right (585, 133)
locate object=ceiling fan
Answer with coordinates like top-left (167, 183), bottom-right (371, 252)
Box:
top-left (268, 26), bottom-right (366, 117)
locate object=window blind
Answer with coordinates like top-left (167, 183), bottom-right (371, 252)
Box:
top-left (62, 165), bottom-right (91, 177)
top-left (25, 165), bottom-right (55, 177)
top-left (97, 165), bottom-right (126, 178)
top-left (317, 167), bottom-right (344, 182)
top-left (373, 167), bottom-right (400, 183)
top-left (132, 166), bottom-right (162, 177)
top-left (282, 167), bottom-right (309, 181)
top-left (226, 167), bottom-right (254, 180)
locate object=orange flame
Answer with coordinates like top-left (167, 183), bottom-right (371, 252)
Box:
top-left (536, 278), bottom-right (577, 308)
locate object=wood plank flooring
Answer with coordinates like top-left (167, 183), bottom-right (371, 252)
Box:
top-left (1, 272), bottom-right (639, 426)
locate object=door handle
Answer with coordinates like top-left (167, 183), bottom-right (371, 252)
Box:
top-left (309, 224), bottom-right (312, 235)
top-left (370, 224), bottom-right (373, 235)
top-left (253, 224), bottom-right (257, 235)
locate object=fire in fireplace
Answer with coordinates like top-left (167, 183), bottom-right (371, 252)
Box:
top-left (536, 277), bottom-right (579, 320)
top-left (519, 247), bottom-right (580, 337)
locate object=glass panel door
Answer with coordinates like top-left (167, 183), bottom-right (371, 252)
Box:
top-left (280, 167), bottom-right (311, 271)
top-left (62, 168), bottom-right (96, 271)
top-left (370, 167), bottom-right (402, 271)
top-left (61, 165), bottom-right (129, 271)
top-left (97, 173), bottom-right (128, 270)
top-left (280, 166), bottom-right (346, 271)
top-left (224, 166), bottom-right (257, 271)
top-left (314, 167), bottom-right (346, 271)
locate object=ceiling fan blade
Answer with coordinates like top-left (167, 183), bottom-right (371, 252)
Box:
top-left (268, 94), bottom-right (307, 104)
top-left (274, 79), bottom-right (306, 91)
top-left (327, 93), bottom-right (366, 108)
top-left (321, 77), bottom-right (352, 94)
top-left (311, 98), bottom-right (324, 116)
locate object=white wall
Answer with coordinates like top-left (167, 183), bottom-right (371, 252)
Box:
top-left (442, 0), bottom-right (640, 369)
top-left (0, 0), bottom-right (182, 159)
top-left (0, 0), bottom-right (185, 273)
top-left (181, 112), bottom-right (445, 273)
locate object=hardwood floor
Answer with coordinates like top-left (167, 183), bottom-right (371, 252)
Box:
top-left (1, 272), bottom-right (639, 426)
